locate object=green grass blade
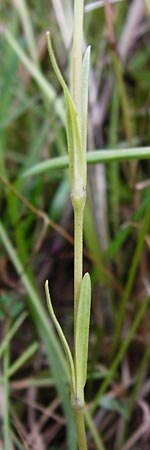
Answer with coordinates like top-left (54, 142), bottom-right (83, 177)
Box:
top-left (0, 342), bottom-right (38, 381)
top-left (0, 311), bottom-right (27, 358)
top-left (22, 147), bottom-right (150, 177)
top-left (3, 341), bottom-right (10, 450)
top-left (2, 26), bottom-right (65, 123)
top-left (113, 200), bottom-right (150, 352)
top-left (0, 95), bottom-right (38, 132)
top-left (108, 85), bottom-right (120, 235)
top-left (0, 14), bottom-right (19, 175)
top-left (119, 344), bottom-right (150, 447)
top-left (107, 194), bottom-right (150, 261)
top-left (0, 220), bottom-right (77, 450)
top-left (92, 295), bottom-right (150, 412)
top-left (85, 410), bottom-right (106, 450)
top-left (0, 221), bottom-right (67, 376)
top-left (14, 0), bottom-right (39, 65)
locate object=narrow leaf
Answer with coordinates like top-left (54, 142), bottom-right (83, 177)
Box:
top-left (46, 32), bottom-right (73, 106)
top-left (99, 395), bottom-right (128, 418)
top-left (2, 27), bottom-right (64, 123)
top-left (0, 221), bottom-right (76, 449)
top-left (0, 311), bottom-right (28, 358)
top-left (45, 280), bottom-right (75, 393)
top-left (3, 342), bottom-right (38, 380)
top-left (22, 147), bottom-right (150, 178)
top-left (46, 32), bottom-right (84, 191)
top-left (81, 46), bottom-right (91, 156)
top-left (75, 272), bottom-right (91, 401)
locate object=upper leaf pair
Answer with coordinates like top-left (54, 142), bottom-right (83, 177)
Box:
top-left (46, 31), bottom-right (90, 200)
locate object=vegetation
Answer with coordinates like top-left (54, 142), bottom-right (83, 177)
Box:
top-left (0, 1), bottom-right (150, 449)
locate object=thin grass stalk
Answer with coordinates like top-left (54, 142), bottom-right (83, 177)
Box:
top-left (0, 220), bottom-right (77, 450)
top-left (0, 342), bottom-right (38, 382)
top-left (91, 295), bottom-right (150, 413)
top-left (0, 311), bottom-right (27, 358)
top-left (22, 147), bottom-right (150, 177)
top-left (2, 27), bottom-right (65, 123)
top-left (85, 410), bottom-right (106, 450)
top-left (13, 0), bottom-right (39, 66)
top-left (117, 344), bottom-right (150, 449)
top-left (104, 0), bottom-right (134, 145)
top-left (3, 330), bottom-right (10, 450)
top-left (112, 200), bottom-right (150, 353)
top-left (111, 51), bottom-right (133, 145)
top-left (108, 86), bottom-right (120, 235)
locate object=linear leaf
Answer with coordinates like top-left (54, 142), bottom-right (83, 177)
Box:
top-left (0, 221), bottom-right (76, 449)
top-left (46, 32), bottom-right (84, 191)
top-left (45, 280), bottom-right (75, 393)
top-left (0, 342), bottom-right (38, 381)
top-left (75, 272), bottom-right (91, 402)
top-left (2, 26), bottom-right (65, 123)
top-left (22, 147), bottom-right (150, 177)
top-left (0, 311), bottom-right (27, 358)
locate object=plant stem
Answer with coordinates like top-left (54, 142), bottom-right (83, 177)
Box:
top-left (73, 407), bottom-right (88, 450)
top-left (72, 0), bottom-right (84, 129)
top-left (71, 1), bottom-right (88, 449)
top-left (73, 197), bottom-right (85, 327)
top-left (71, 0), bottom-right (86, 323)
top-left (3, 324), bottom-right (10, 450)
top-left (111, 50), bottom-right (133, 145)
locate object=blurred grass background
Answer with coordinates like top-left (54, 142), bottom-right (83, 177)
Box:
top-left (0, 1), bottom-right (150, 449)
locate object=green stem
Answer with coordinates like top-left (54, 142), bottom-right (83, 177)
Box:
top-left (71, 1), bottom-right (88, 448)
top-left (3, 325), bottom-right (10, 450)
top-left (71, 0), bottom-right (86, 326)
top-left (73, 407), bottom-right (88, 450)
top-left (73, 197), bottom-right (85, 327)
top-left (111, 51), bottom-right (133, 145)
top-left (72, 0), bottom-right (84, 129)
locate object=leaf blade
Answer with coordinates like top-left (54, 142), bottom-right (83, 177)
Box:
top-left (22, 147), bottom-right (150, 177)
top-left (46, 31), bottom-right (84, 194)
top-left (75, 272), bottom-right (91, 403)
top-left (45, 280), bottom-right (75, 393)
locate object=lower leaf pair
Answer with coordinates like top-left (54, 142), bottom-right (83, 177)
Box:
top-left (45, 272), bottom-right (91, 406)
